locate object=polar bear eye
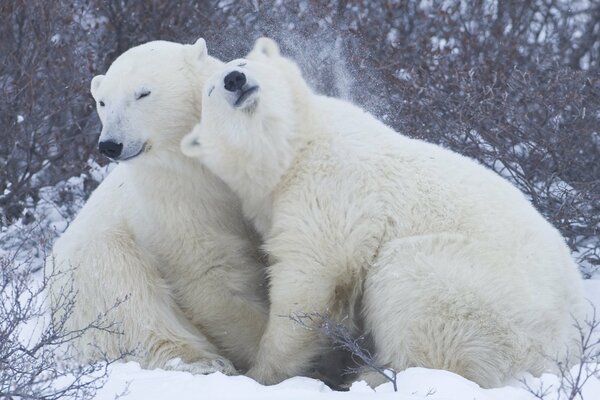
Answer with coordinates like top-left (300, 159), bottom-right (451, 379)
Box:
top-left (99, 101), bottom-right (105, 107)
top-left (136, 90), bottom-right (151, 100)
top-left (238, 62), bottom-right (247, 67)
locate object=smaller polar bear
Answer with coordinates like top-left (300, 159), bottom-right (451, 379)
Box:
top-left (49, 38), bottom-right (268, 375)
top-left (182, 38), bottom-right (587, 388)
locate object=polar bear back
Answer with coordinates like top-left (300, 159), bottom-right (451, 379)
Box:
top-left (293, 95), bottom-right (560, 252)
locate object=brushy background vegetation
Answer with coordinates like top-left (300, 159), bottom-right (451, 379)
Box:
top-left (2, 0), bottom-right (598, 276)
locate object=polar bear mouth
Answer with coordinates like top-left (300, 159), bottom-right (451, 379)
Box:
top-left (120, 142), bottom-right (148, 161)
top-left (234, 86), bottom-right (259, 108)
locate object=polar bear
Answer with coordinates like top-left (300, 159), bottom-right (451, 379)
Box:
top-left (181, 38), bottom-right (587, 387)
top-left (48, 38), bottom-right (268, 375)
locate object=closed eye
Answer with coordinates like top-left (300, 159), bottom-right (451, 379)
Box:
top-left (136, 90), bottom-right (151, 100)
top-left (238, 62), bottom-right (247, 67)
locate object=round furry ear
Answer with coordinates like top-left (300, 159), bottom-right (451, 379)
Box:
top-left (180, 129), bottom-right (203, 158)
top-left (253, 37), bottom-right (280, 57)
top-left (191, 37), bottom-right (208, 61)
top-left (90, 75), bottom-right (104, 98)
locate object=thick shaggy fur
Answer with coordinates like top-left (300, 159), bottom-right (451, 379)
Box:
top-left (49, 39), bottom-right (268, 374)
top-left (182, 38), bottom-right (586, 388)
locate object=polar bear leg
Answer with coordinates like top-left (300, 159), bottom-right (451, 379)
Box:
top-left (360, 234), bottom-right (529, 388)
top-left (170, 248), bottom-right (269, 372)
top-left (247, 261), bottom-right (337, 384)
top-left (50, 227), bottom-right (235, 375)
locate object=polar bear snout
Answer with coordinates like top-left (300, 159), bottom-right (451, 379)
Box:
top-left (224, 71), bottom-right (246, 92)
top-left (98, 135), bottom-right (147, 161)
top-left (218, 69), bottom-right (260, 110)
top-left (98, 140), bottom-right (123, 159)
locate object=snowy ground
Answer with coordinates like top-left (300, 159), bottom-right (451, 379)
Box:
top-left (97, 365), bottom-right (532, 400)
top-left (2, 165), bottom-right (599, 400)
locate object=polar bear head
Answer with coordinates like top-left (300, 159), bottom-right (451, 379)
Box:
top-left (91, 38), bottom-right (221, 163)
top-left (181, 38), bottom-right (313, 198)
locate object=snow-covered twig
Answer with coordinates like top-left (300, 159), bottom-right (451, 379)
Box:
top-left (522, 305), bottom-right (600, 400)
top-left (0, 242), bottom-right (129, 400)
top-left (289, 312), bottom-right (398, 392)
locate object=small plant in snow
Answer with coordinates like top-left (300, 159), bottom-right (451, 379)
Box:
top-left (0, 245), bottom-right (128, 400)
top-left (522, 304), bottom-right (600, 400)
top-left (289, 312), bottom-right (398, 392)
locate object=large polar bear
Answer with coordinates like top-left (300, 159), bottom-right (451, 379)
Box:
top-left (49, 38), bottom-right (268, 375)
top-left (181, 38), bottom-right (586, 387)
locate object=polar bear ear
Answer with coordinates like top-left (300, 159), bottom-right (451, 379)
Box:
top-left (90, 75), bottom-right (104, 98)
top-left (252, 37), bottom-right (280, 57)
top-left (180, 130), bottom-right (203, 158)
top-left (190, 37), bottom-right (208, 61)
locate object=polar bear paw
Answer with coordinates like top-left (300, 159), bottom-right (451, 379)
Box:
top-left (164, 356), bottom-right (238, 376)
top-left (247, 365), bottom-right (288, 385)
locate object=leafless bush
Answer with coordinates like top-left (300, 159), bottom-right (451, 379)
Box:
top-left (290, 312), bottom-right (398, 391)
top-left (0, 241), bottom-right (128, 399)
top-left (522, 306), bottom-right (600, 400)
top-left (556, 310), bottom-right (600, 400)
top-left (0, 1), bottom-right (102, 226)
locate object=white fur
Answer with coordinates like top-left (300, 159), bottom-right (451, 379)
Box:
top-left (182, 38), bottom-right (587, 388)
top-left (49, 39), bottom-right (268, 374)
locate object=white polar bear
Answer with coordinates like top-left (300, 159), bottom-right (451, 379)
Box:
top-left (181, 38), bottom-right (587, 388)
top-left (49, 38), bottom-right (268, 375)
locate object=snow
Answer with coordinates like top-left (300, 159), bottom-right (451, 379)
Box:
top-left (0, 160), bottom-right (111, 265)
top-left (94, 364), bottom-right (532, 400)
top-left (394, 69), bottom-right (412, 82)
top-left (93, 360), bottom-right (598, 400)
top-left (386, 28), bottom-right (399, 47)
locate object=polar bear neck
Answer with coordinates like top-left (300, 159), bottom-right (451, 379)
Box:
top-left (125, 150), bottom-right (228, 208)
top-left (230, 91), bottom-right (320, 237)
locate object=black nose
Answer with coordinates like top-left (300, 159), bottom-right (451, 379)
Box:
top-left (98, 140), bottom-right (123, 159)
top-left (224, 71), bottom-right (246, 92)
